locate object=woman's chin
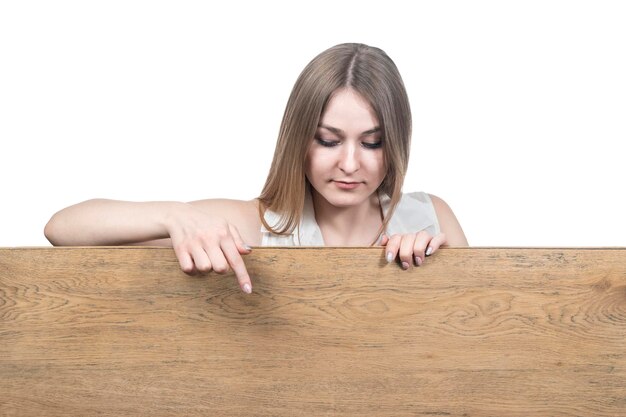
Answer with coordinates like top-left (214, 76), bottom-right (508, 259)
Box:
top-left (316, 190), bottom-right (370, 209)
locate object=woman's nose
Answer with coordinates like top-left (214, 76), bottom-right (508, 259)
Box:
top-left (338, 143), bottom-right (360, 174)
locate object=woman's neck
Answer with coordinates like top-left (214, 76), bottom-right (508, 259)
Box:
top-left (311, 190), bottom-right (383, 246)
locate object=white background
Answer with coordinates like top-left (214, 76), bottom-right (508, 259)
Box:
top-left (1, 1), bottom-right (624, 247)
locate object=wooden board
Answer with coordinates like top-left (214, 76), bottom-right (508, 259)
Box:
top-left (1, 247), bottom-right (625, 416)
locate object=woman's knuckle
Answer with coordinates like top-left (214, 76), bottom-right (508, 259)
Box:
top-left (413, 245), bottom-right (426, 255)
top-left (416, 230), bottom-right (431, 239)
top-left (215, 228), bottom-right (229, 240)
top-left (173, 242), bottom-right (188, 253)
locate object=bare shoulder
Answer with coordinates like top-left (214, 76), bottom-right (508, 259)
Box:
top-left (428, 194), bottom-right (469, 246)
top-left (188, 198), bottom-right (262, 245)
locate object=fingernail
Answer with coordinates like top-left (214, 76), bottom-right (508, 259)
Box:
top-left (401, 261), bottom-right (410, 270)
top-left (415, 256), bottom-right (422, 266)
top-left (243, 283), bottom-right (252, 294)
top-left (386, 252), bottom-right (394, 263)
top-left (244, 244), bottom-right (252, 251)
top-left (426, 246), bottom-right (433, 256)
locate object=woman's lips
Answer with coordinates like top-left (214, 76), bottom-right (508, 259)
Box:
top-left (333, 180), bottom-right (362, 190)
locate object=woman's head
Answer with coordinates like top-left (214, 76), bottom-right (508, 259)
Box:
top-left (306, 87), bottom-right (386, 212)
top-left (259, 43), bottom-right (412, 236)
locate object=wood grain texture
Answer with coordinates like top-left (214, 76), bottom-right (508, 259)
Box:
top-left (0, 247), bottom-right (625, 416)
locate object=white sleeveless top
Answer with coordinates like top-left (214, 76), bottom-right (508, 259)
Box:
top-left (260, 190), bottom-right (440, 246)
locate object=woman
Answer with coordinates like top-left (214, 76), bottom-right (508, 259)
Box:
top-left (45, 43), bottom-right (468, 294)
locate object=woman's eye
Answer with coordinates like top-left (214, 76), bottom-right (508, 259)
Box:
top-left (362, 141), bottom-right (383, 149)
top-left (315, 137), bottom-right (339, 147)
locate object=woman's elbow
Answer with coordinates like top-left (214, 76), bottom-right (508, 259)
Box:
top-left (44, 208), bottom-right (79, 246)
top-left (44, 214), bottom-right (63, 246)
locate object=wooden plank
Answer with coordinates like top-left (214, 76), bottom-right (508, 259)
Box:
top-left (0, 247), bottom-right (625, 416)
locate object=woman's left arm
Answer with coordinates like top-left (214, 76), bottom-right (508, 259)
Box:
top-left (429, 194), bottom-right (468, 247)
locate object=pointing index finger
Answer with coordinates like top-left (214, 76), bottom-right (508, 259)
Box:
top-left (220, 237), bottom-right (253, 294)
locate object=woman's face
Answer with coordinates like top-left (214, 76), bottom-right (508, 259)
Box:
top-left (305, 88), bottom-right (385, 209)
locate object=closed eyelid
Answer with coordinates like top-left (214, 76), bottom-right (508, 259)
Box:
top-left (315, 137), bottom-right (382, 151)
top-left (314, 137), bottom-right (339, 147)
top-left (361, 140), bottom-right (383, 149)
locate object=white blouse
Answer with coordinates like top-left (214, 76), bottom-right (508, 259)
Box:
top-left (260, 190), bottom-right (440, 246)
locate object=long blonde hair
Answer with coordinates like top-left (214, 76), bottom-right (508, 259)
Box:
top-left (258, 43), bottom-right (412, 239)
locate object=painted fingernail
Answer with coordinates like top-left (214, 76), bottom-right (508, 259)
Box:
top-left (426, 246), bottom-right (433, 256)
top-left (415, 256), bottom-right (423, 266)
top-left (401, 261), bottom-right (410, 270)
top-left (244, 244), bottom-right (252, 251)
top-left (243, 283), bottom-right (252, 294)
top-left (386, 252), bottom-right (394, 263)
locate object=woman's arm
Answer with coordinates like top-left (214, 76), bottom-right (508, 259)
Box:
top-left (429, 194), bottom-right (469, 246)
top-left (44, 198), bottom-right (261, 293)
top-left (45, 199), bottom-right (181, 246)
top-left (45, 199), bottom-right (260, 246)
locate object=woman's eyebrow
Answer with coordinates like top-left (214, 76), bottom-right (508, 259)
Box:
top-left (318, 124), bottom-right (381, 136)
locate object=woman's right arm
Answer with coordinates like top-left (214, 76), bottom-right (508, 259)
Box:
top-left (45, 199), bottom-right (182, 246)
top-left (44, 198), bottom-right (258, 294)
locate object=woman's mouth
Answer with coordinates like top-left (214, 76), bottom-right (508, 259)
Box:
top-left (333, 180), bottom-right (362, 190)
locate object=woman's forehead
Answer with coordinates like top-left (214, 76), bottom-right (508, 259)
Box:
top-left (319, 88), bottom-right (379, 131)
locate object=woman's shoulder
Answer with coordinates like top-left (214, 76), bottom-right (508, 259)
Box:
top-left (417, 192), bottom-right (468, 246)
top-left (422, 193), bottom-right (455, 221)
top-left (401, 191), bottom-right (434, 204)
top-left (401, 191), bottom-right (448, 212)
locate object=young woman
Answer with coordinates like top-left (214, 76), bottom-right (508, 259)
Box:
top-left (45, 43), bottom-right (468, 294)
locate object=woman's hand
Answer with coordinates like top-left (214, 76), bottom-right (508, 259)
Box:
top-left (45, 198), bottom-right (257, 294)
top-left (165, 203), bottom-right (254, 294)
top-left (381, 231), bottom-right (447, 269)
